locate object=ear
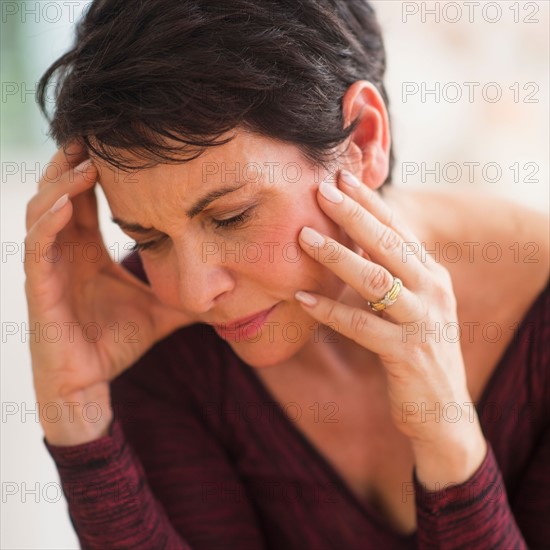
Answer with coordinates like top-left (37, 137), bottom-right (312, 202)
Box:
top-left (340, 81), bottom-right (391, 191)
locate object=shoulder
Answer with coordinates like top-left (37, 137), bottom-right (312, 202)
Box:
top-left (383, 185), bottom-right (549, 312)
top-left (383, 185), bottom-right (549, 399)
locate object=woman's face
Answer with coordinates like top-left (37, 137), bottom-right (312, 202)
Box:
top-left (96, 129), bottom-right (363, 368)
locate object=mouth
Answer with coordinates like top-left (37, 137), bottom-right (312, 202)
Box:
top-left (212, 303), bottom-right (279, 339)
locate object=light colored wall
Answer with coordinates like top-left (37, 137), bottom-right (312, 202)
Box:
top-left (1, 2), bottom-right (548, 548)
top-left (375, 0), bottom-right (549, 209)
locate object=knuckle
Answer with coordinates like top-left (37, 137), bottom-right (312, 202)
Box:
top-left (40, 166), bottom-right (60, 187)
top-left (385, 207), bottom-right (399, 231)
top-left (325, 301), bottom-right (339, 322)
top-left (427, 253), bottom-right (448, 273)
top-left (438, 264), bottom-right (454, 285)
top-left (363, 265), bottom-right (393, 297)
top-left (376, 226), bottom-right (402, 253)
top-left (349, 203), bottom-right (365, 224)
top-left (25, 199), bottom-right (39, 231)
top-left (431, 276), bottom-right (457, 310)
top-left (403, 341), bottom-right (428, 368)
top-left (22, 238), bottom-right (35, 276)
top-left (23, 231), bottom-right (39, 256)
top-left (441, 290), bottom-right (457, 312)
top-left (350, 308), bottom-right (370, 335)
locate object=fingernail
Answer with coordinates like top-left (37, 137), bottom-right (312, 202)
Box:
top-left (340, 170), bottom-right (361, 188)
top-left (75, 159), bottom-right (93, 173)
top-left (51, 193), bottom-right (69, 213)
top-left (295, 291), bottom-right (318, 306)
top-left (300, 226), bottom-right (325, 247)
top-left (319, 180), bottom-right (344, 203)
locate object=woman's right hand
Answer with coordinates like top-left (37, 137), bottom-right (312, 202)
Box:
top-left (24, 141), bottom-right (195, 445)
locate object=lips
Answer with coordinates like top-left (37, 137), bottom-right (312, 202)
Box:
top-left (214, 304), bottom-right (277, 331)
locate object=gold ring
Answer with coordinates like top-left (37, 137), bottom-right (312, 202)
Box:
top-left (368, 277), bottom-right (403, 312)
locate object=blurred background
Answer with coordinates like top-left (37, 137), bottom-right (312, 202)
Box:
top-left (1, 1), bottom-right (548, 548)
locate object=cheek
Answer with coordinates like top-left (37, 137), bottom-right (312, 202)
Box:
top-left (242, 224), bottom-right (306, 282)
top-left (249, 219), bottom-right (343, 290)
top-left (136, 204), bottom-right (346, 301)
top-left (139, 259), bottom-right (180, 305)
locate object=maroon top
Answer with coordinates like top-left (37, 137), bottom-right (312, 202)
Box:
top-left (44, 252), bottom-right (549, 549)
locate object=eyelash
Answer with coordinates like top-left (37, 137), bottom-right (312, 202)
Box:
top-left (129, 209), bottom-right (252, 253)
top-left (213, 209), bottom-right (251, 229)
top-left (129, 238), bottom-right (165, 253)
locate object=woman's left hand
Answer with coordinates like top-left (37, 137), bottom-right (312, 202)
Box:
top-left (295, 169), bottom-right (488, 487)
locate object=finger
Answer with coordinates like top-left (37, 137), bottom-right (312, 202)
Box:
top-left (298, 226), bottom-right (424, 321)
top-left (315, 177), bottom-right (427, 290)
top-left (26, 161), bottom-right (97, 231)
top-left (294, 290), bottom-right (405, 360)
top-left (24, 193), bottom-right (73, 292)
top-left (39, 140), bottom-right (88, 190)
top-left (71, 185), bottom-right (100, 232)
top-left (338, 171), bottom-right (441, 272)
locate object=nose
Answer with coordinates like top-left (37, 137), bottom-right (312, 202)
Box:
top-left (174, 239), bottom-right (235, 315)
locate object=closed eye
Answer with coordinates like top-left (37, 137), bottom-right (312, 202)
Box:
top-left (129, 235), bottom-right (169, 253)
top-left (130, 208), bottom-right (253, 253)
top-left (212, 208), bottom-right (252, 229)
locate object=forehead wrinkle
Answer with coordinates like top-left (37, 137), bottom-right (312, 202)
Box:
top-left (104, 129), bottom-right (295, 232)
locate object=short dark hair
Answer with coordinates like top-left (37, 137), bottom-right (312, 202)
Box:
top-left (37, 0), bottom-right (394, 186)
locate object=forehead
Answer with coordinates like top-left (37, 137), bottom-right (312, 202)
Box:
top-left (91, 129), bottom-right (303, 190)
top-left (91, 129), bottom-right (317, 231)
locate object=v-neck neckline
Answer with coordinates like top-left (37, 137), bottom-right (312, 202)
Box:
top-left (233, 353), bottom-right (418, 542)
top-left (232, 324), bottom-right (531, 542)
top-left (217, 279), bottom-right (548, 543)
top-left (476, 278), bottom-right (548, 413)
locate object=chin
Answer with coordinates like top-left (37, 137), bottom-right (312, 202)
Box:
top-left (219, 310), bottom-right (315, 369)
top-left (224, 333), bottom-right (308, 369)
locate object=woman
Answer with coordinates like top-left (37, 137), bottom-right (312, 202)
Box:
top-left (26, 0), bottom-right (548, 548)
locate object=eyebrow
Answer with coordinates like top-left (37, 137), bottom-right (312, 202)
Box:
top-left (111, 182), bottom-right (247, 233)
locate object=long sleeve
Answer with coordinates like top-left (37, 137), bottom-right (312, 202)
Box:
top-left (413, 440), bottom-right (528, 549)
top-left (42, 252), bottom-right (268, 549)
top-left (509, 423), bottom-right (550, 549)
top-left (412, 279), bottom-right (550, 550)
top-left (42, 249), bottom-right (549, 549)
top-left (43, 335), bottom-right (268, 550)
top-left (44, 413), bottom-right (192, 550)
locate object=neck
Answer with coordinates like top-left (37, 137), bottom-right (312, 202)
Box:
top-left (275, 285), bottom-right (379, 381)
